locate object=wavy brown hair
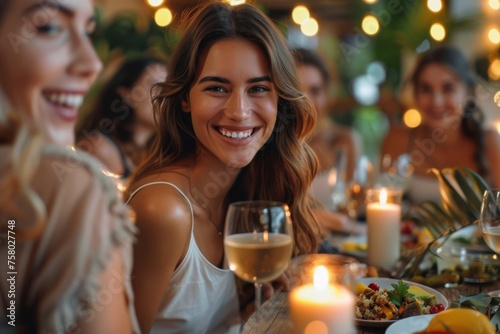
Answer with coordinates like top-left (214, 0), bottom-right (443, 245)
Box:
top-left (411, 45), bottom-right (488, 180)
top-left (129, 1), bottom-right (320, 255)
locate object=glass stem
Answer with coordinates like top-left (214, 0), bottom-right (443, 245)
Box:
top-left (254, 282), bottom-right (262, 311)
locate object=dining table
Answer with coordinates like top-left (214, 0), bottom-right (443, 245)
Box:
top-left (241, 224), bottom-right (500, 334)
top-left (241, 281), bottom-right (500, 334)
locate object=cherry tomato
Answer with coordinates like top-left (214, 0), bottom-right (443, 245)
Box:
top-left (436, 303), bottom-right (445, 312)
top-left (368, 283), bottom-right (380, 291)
top-left (429, 306), bottom-right (439, 314)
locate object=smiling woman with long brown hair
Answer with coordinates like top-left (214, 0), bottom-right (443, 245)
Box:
top-left (125, 1), bottom-right (321, 332)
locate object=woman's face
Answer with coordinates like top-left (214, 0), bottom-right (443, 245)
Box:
top-left (415, 63), bottom-right (468, 129)
top-left (0, 0), bottom-right (102, 146)
top-left (123, 63), bottom-right (167, 128)
top-left (184, 38), bottom-right (278, 168)
top-left (297, 64), bottom-right (328, 118)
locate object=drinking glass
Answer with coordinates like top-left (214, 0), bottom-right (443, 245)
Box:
top-left (480, 188), bottom-right (500, 253)
top-left (224, 201), bottom-right (293, 310)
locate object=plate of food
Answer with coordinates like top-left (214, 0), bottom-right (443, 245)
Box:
top-left (354, 278), bottom-right (448, 328)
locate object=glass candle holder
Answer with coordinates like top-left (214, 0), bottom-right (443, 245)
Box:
top-left (287, 254), bottom-right (360, 334)
top-left (365, 187), bottom-right (403, 269)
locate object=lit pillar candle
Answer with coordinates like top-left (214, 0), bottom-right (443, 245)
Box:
top-left (366, 188), bottom-right (401, 268)
top-left (288, 266), bottom-right (355, 334)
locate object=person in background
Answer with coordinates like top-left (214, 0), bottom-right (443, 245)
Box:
top-left (125, 1), bottom-right (321, 333)
top-left (381, 45), bottom-right (500, 204)
top-left (0, 0), bottom-right (139, 332)
top-left (293, 48), bottom-right (362, 234)
top-left (77, 56), bottom-right (167, 179)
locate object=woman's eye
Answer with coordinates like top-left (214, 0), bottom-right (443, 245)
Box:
top-left (443, 85), bottom-right (456, 94)
top-left (206, 86), bottom-right (226, 93)
top-left (250, 85), bottom-right (270, 93)
top-left (418, 85), bottom-right (431, 94)
top-left (36, 23), bottom-right (62, 35)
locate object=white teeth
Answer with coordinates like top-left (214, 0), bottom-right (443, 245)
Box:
top-left (45, 93), bottom-right (84, 108)
top-left (220, 129), bottom-right (253, 139)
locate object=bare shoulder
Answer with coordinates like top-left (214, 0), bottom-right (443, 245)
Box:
top-left (76, 133), bottom-right (122, 172)
top-left (127, 175), bottom-right (192, 241)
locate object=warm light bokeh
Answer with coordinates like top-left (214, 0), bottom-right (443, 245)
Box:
top-left (489, 59), bottom-right (500, 80)
top-left (301, 17), bottom-right (319, 36)
top-left (430, 23), bottom-right (446, 41)
top-left (403, 109), bottom-right (422, 128)
top-left (489, 0), bottom-right (500, 10)
top-left (154, 7), bottom-right (172, 27)
top-left (427, 0), bottom-right (442, 13)
top-left (488, 28), bottom-right (500, 44)
top-left (292, 5), bottom-right (310, 25)
top-left (495, 91), bottom-right (500, 107)
top-left (225, 0), bottom-right (246, 5)
top-left (494, 120), bottom-right (500, 133)
top-left (147, 0), bottom-right (164, 7)
top-left (361, 14), bottom-right (380, 36)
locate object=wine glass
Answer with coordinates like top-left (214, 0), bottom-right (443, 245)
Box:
top-left (224, 201), bottom-right (293, 310)
top-left (480, 188), bottom-right (500, 253)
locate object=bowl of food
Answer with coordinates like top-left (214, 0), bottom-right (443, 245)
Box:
top-left (435, 225), bottom-right (500, 283)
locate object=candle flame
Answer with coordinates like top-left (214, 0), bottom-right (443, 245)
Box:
top-left (263, 230), bottom-right (269, 242)
top-left (313, 265), bottom-right (328, 291)
top-left (380, 188), bottom-right (387, 205)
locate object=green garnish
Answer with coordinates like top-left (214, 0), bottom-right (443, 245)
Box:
top-left (388, 280), bottom-right (414, 307)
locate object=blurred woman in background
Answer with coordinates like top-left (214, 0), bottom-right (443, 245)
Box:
top-left (77, 56), bottom-right (167, 179)
top-left (293, 48), bottom-right (362, 234)
top-left (381, 45), bottom-right (500, 203)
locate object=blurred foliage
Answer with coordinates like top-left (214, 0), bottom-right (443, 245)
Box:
top-left (340, 0), bottom-right (483, 93)
top-left (399, 166), bottom-right (489, 279)
top-left (92, 7), bottom-right (180, 65)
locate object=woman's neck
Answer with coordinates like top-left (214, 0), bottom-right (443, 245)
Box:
top-left (418, 122), bottom-right (463, 146)
top-left (188, 151), bottom-right (241, 205)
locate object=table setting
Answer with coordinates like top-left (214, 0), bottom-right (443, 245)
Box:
top-left (239, 167), bottom-right (500, 333)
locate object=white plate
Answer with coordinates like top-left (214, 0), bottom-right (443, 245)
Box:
top-left (385, 314), bottom-right (436, 334)
top-left (355, 278), bottom-right (448, 328)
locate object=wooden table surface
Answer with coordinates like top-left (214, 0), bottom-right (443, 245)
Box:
top-left (242, 280), bottom-right (500, 334)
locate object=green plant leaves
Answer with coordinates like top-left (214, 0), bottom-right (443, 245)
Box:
top-left (399, 166), bottom-right (490, 279)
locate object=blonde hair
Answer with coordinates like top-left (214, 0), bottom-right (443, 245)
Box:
top-left (0, 92), bottom-right (46, 240)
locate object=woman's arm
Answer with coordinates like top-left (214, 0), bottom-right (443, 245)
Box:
top-left (128, 184), bottom-right (192, 333)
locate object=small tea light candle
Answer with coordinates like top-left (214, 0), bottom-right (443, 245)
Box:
top-left (366, 188), bottom-right (401, 268)
top-left (288, 265), bottom-right (355, 334)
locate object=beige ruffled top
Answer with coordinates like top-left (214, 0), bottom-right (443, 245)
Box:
top-left (0, 144), bottom-right (139, 333)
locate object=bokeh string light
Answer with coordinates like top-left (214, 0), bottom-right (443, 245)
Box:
top-left (154, 7), bottom-right (172, 27)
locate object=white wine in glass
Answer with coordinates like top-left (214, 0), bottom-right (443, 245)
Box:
top-left (480, 188), bottom-right (500, 253)
top-left (224, 201), bottom-right (293, 310)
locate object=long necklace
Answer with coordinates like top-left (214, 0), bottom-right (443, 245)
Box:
top-left (169, 171), bottom-right (224, 237)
